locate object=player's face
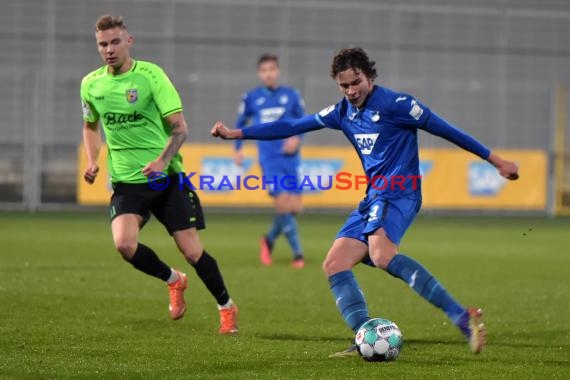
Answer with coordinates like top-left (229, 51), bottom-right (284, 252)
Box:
top-left (335, 68), bottom-right (374, 108)
top-left (257, 61), bottom-right (280, 89)
top-left (95, 27), bottom-right (133, 74)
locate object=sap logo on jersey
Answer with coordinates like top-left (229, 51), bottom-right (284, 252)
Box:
top-left (260, 107), bottom-right (285, 123)
top-left (354, 133), bottom-right (379, 155)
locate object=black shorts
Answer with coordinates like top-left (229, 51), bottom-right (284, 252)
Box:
top-left (110, 174), bottom-right (205, 235)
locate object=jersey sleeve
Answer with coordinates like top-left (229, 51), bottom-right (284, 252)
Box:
top-left (235, 93), bottom-right (252, 129)
top-left (315, 103), bottom-right (342, 130)
top-left (242, 115), bottom-right (324, 140)
top-left (389, 94), bottom-right (431, 129)
top-left (149, 66), bottom-right (183, 118)
top-left (292, 89), bottom-right (305, 118)
top-left (80, 79), bottom-right (99, 123)
top-left (235, 93), bottom-right (252, 150)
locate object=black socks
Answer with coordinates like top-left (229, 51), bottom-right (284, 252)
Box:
top-left (193, 251), bottom-right (230, 306)
top-left (128, 243), bottom-right (171, 282)
top-left (128, 245), bottom-right (230, 306)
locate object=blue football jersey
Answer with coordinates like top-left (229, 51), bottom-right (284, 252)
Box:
top-left (236, 86), bottom-right (304, 163)
top-left (316, 85), bottom-right (431, 200)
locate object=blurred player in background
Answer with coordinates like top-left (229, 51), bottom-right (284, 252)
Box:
top-left (234, 54), bottom-right (306, 268)
top-left (81, 15), bottom-right (238, 334)
top-left (212, 47), bottom-right (520, 353)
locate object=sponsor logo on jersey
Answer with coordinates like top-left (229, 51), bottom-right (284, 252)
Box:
top-left (468, 162), bottom-right (506, 196)
top-left (126, 89), bottom-right (138, 103)
top-left (259, 107), bottom-right (285, 123)
top-left (104, 111), bottom-right (144, 125)
top-left (354, 133), bottom-right (379, 155)
top-left (318, 105), bottom-right (335, 117)
top-left (409, 99), bottom-right (423, 120)
top-left (279, 94), bottom-right (289, 105)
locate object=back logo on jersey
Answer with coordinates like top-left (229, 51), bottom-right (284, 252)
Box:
top-left (354, 133), bottom-right (379, 155)
top-left (126, 89), bottom-right (138, 103)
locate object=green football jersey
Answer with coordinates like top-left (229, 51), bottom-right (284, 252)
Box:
top-left (80, 59), bottom-right (184, 183)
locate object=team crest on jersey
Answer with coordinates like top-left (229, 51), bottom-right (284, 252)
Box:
top-left (370, 111), bottom-right (381, 122)
top-left (126, 89), bottom-right (138, 103)
top-left (354, 133), bottom-right (379, 155)
top-left (279, 94), bottom-right (289, 105)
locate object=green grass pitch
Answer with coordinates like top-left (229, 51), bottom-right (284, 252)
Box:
top-left (0, 212), bottom-right (568, 379)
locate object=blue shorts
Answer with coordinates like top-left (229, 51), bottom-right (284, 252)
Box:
top-left (336, 196), bottom-right (421, 246)
top-left (261, 157), bottom-right (302, 197)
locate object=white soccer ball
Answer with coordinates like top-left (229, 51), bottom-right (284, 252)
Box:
top-left (355, 318), bottom-right (403, 362)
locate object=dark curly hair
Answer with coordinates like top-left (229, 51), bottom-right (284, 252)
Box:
top-left (330, 47), bottom-right (377, 81)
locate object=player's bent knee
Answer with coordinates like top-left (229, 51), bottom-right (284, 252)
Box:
top-left (114, 240), bottom-right (138, 259)
top-left (369, 251), bottom-right (396, 270)
top-left (322, 256), bottom-right (350, 276)
top-left (182, 249), bottom-right (203, 265)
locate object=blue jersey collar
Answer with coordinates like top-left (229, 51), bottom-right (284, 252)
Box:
top-left (261, 85), bottom-right (281, 96)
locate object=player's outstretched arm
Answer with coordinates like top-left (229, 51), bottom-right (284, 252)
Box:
top-left (82, 120), bottom-right (101, 184)
top-left (211, 115), bottom-right (324, 141)
top-left (211, 121), bottom-right (244, 140)
top-left (142, 112), bottom-right (188, 177)
top-left (422, 112), bottom-right (519, 180)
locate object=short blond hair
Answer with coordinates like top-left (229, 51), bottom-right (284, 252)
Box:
top-left (95, 14), bottom-right (126, 32)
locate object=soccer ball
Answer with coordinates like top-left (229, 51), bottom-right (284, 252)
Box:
top-left (355, 318), bottom-right (403, 362)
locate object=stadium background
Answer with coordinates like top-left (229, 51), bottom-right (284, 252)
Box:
top-left (1, 2), bottom-right (569, 378)
top-left (0, 0), bottom-right (569, 213)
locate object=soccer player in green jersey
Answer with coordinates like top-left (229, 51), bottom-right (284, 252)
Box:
top-left (81, 15), bottom-right (238, 334)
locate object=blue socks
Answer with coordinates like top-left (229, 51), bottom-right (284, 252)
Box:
top-left (387, 254), bottom-right (466, 323)
top-left (281, 214), bottom-right (303, 258)
top-left (267, 213), bottom-right (303, 259)
top-left (266, 214), bottom-right (285, 244)
top-left (329, 270), bottom-right (370, 332)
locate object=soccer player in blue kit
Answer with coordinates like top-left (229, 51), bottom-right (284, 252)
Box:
top-left (234, 54), bottom-right (306, 268)
top-left (212, 47), bottom-right (519, 354)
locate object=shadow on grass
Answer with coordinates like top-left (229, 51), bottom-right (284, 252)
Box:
top-left (406, 338), bottom-right (561, 350)
top-left (404, 338), bottom-right (465, 346)
top-left (256, 332), bottom-right (349, 343)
